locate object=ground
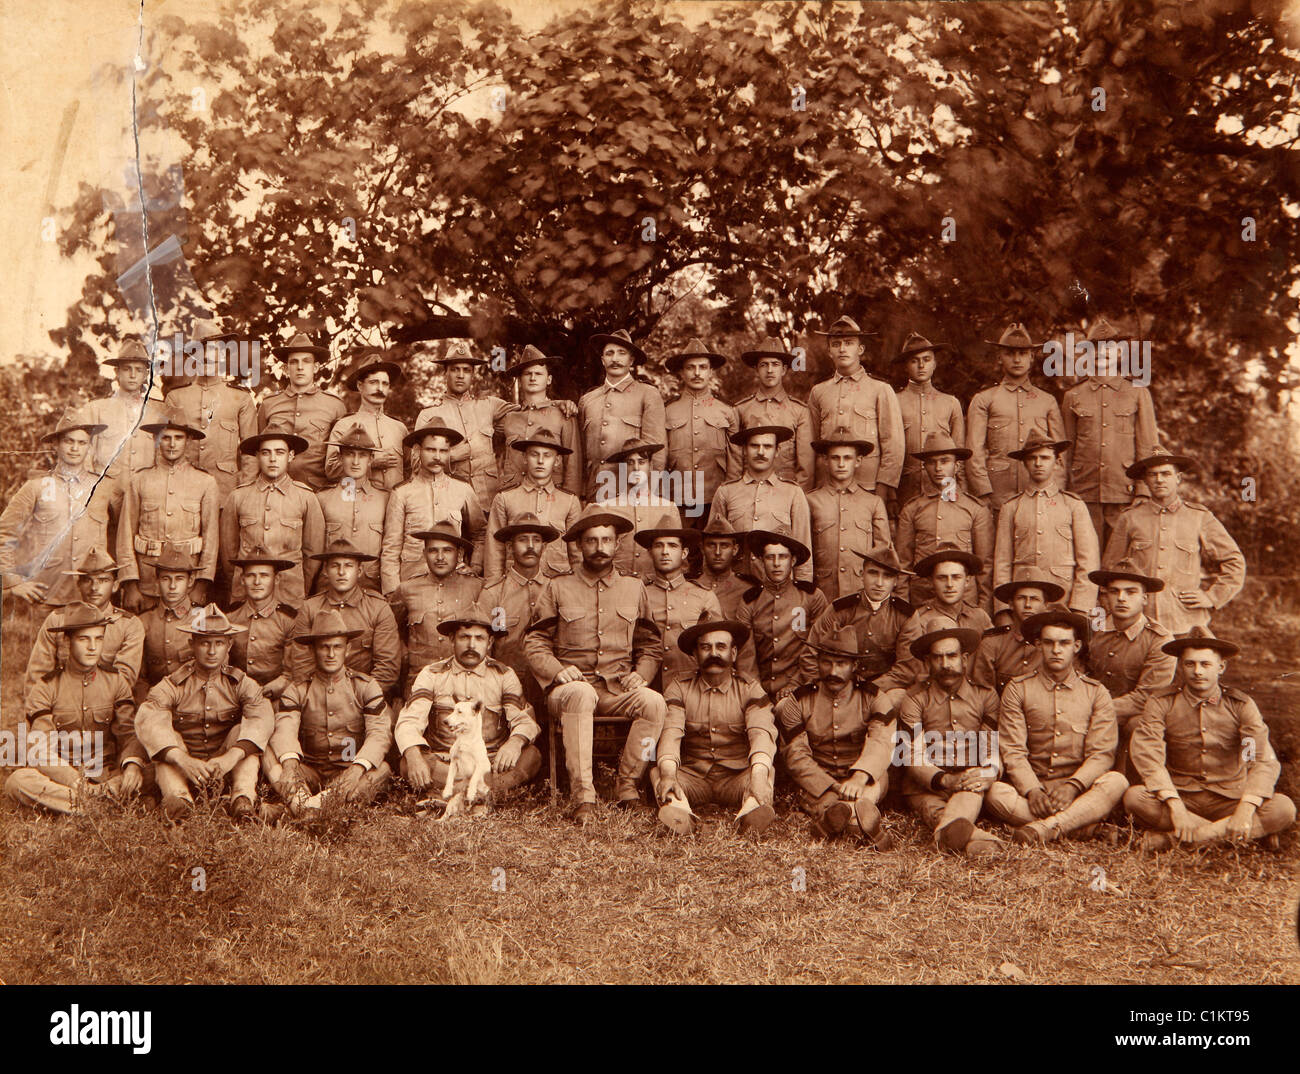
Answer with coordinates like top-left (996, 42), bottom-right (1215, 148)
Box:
top-left (2, 588), bottom-right (1298, 985)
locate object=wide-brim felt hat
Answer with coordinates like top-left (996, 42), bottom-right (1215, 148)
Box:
top-left (811, 427), bottom-right (875, 454)
top-left (141, 418), bottom-right (205, 440)
top-left (1125, 446), bottom-right (1195, 480)
top-left (813, 626), bottom-right (866, 660)
top-left (434, 339), bottom-right (488, 367)
top-left (1088, 563), bottom-right (1165, 592)
top-left (50, 602), bottom-right (111, 634)
top-left (228, 546), bottom-right (295, 571)
top-left (892, 333), bottom-right (952, 363)
top-left (492, 512), bottom-right (561, 543)
top-left (910, 624), bottom-right (983, 661)
top-left (993, 577), bottom-right (1066, 604)
top-left (634, 513), bottom-right (701, 549)
top-left (437, 603), bottom-right (508, 638)
top-left (729, 424), bottom-right (794, 447)
top-left (665, 337), bottom-right (727, 372)
top-left (310, 538), bottom-right (379, 564)
top-left (278, 331), bottom-right (331, 359)
top-left (813, 315), bottom-right (877, 339)
top-left (604, 437), bottom-right (664, 464)
top-left (42, 417), bottom-right (107, 443)
top-left (240, 424), bottom-right (309, 456)
top-left (747, 528), bottom-right (811, 566)
top-left (175, 603), bottom-right (247, 637)
top-left (1008, 432), bottom-right (1070, 461)
top-left (913, 545), bottom-right (983, 577)
top-left (739, 337), bottom-right (797, 367)
top-left (588, 329), bottom-right (646, 364)
top-left (984, 323), bottom-right (1045, 349)
top-left (856, 544), bottom-right (914, 575)
top-left (510, 429), bottom-right (573, 455)
top-left (1020, 606), bottom-right (1091, 644)
top-left (504, 344), bottom-right (557, 376)
top-left (677, 618), bottom-right (751, 656)
top-left (411, 523), bottom-right (474, 555)
top-left (104, 339), bottom-right (153, 367)
top-left (1161, 626), bottom-right (1238, 659)
top-left (403, 423), bottom-right (465, 449)
top-left (328, 426), bottom-right (380, 453)
top-left (342, 350), bottom-right (403, 390)
top-left (700, 515), bottom-right (745, 541)
top-left (910, 432), bottom-right (971, 461)
top-left (564, 505), bottom-right (634, 542)
top-left (292, 609), bottom-right (364, 645)
top-left (64, 547), bottom-right (120, 576)
top-left (152, 549), bottom-right (200, 573)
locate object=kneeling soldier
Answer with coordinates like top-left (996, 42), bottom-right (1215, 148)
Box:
top-left (1123, 629), bottom-right (1295, 851)
top-left (986, 607), bottom-right (1127, 844)
top-left (776, 626), bottom-right (894, 848)
top-left (6, 602), bottom-right (152, 813)
top-left (265, 610), bottom-right (393, 816)
top-left (134, 604), bottom-right (273, 822)
top-left (652, 619), bottom-right (778, 836)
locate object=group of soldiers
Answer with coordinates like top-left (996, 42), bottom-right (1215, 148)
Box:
top-left (1, 314), bottom-right (1291, 854)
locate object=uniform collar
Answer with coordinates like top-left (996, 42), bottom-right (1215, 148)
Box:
top-left (603, 374), bottom-right (634, 392)
top-left (833, 366), bottom-right (865, 383)
top-left (285, 383), bottom-right (320, 397)
top-left (518, 397), bottom-right (556, 410)
top-left (904, 381), bottom-right (936, 394)
top-left (752, 388), bottom-right (789, 403)
top-left (694, 669), bottom-right (739, 693)
top-left (160, 456), bottom-right (192, 473)
top-left (1183, 685), bottom-right (1223, 707)
top-left (649, 572), bottom-right (687, 590)
top-left (1152, 497), bottom-right (1182, 514)
top-left (1027, 481), bottom-right (1061, 497)
top-left (519, 478), bottom-right (557, 494)
top-left (1037, 667), bottom-right (1082, 690)
top-left (451, 656), bottom-right (489, 677)
top-left (578, 564), bottom-right (616, 588)
top-left (1120, 614), bottom-right (1149, 641)
top-left (926, 676), bottom-right (978, 703)
top-left (741, 471), bottom-right (778, 485)
top-left (247, 595), bottom-right (280, 618)
top-left (162, 598), bottom-right (193, 621)
top-left (998, 379), bottom-right (1035, 393)
top-left (323, 586), bottom-right (363, 608)
top-left (680, 387), bottom-right (714, 402)
top-left (256, 472), bottom-right (293, 492)
top-left (507, 566), bottom-right (545, 587)
top-left (355, 401), bottom-right (388, 417)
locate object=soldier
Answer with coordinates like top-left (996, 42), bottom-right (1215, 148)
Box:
top-left (163, 319), bottom-right (257, 506)
top-left (324, 349), bottom-right (409, 491)
top-left (775, 626), bottom-right (895, 848)
top-left (389, 523), bottom-right (483, 696)
top-left (986, 607), bottom-right (1128, 844)
top-left (6, 602), bottom-right (152, 814)
top-left (1102, 446), bottom-right (1245, 636)
top-left (636, 512), bottom-right (723, 687)
top-left (578, 328), bottom-right (667, 498)
top-left (523, 505), bottom-right (666, 822)
top-left (1060, 317), bottom-right (1159, 545)
top-left (1124, 629), bottom-right (1295, 851)
top-left (663, 337), bottom-right (739, 518)
top-left (226, 548), bottom-right (298, 701)
top-left (317, 427), bottom-right (388, 591)
top-left (807, 315), bottom-right (905, 501)
top-left (993, 431), bottom-right (1099, 620)
top-left (480, 513), bottom-right (557, 699)
top-left (134, 603), bottom-right (274, 822)
top-left (710, 425), bottom-right (813, 584)
top-left (1085, 561), bottom-right (1176, 776)
top-left (735, 527), bottom-right (828, 699)
top-left (807, 545), bottom-right (914, 686)
top-left (892, 333), bottom-right (964, 507)
top-left (484, 427), bottom-right (581, 582)
top-left (221, 423), bottom-right (326, 604)
top-left (600, 436), bottom-right (683, 577)
top-left (414, 339), bottom-right (519, 507)
top-left (965, 323), bottom-right (1065, 516)
top-left (258, 331), bottom-right (347, 492)
top-left (898, 622), bottom-right (1003, 859)
top-left (498, 345), bottom-right (583, 495)
top-left (26, 548), bottom-right (145, 698)
top-left (736, 336), bottom-right (814, 491)
top-left (896, 432), bottom-right (993, 609)
top-left (117, 416), bottom-right (218, 610)
top-left (381, 422), bottom-right (485, 591)
top-left (652, 619), bottom-right (778, 836)
top-left (970, 577), bottom-right (1062, 694)
top-left (0, 413), bottom-right (109, 610)
top-left (692, 514), bottom-right (751, 618)
top-left (265, 609), bottom-right (394, 816)
top-left (285, 540), bottom-right (402, 697)
top-left (806, 427), bottom-right (890, 600)
top-left (136, 550), bottom-right (201, 698)
top-left (397, 605), bottom-right (543, 809)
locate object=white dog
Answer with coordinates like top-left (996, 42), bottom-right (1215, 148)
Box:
top-left (441, 697), bottom-right (491, 818)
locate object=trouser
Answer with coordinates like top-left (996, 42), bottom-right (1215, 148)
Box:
top-left (1085, 501), bottom-right (1127, 551)
top-left (153, 724), bottom-right (261, 805)
top-left (398, 744), bottom-right (542, 799)
top-left (262, 747), bottom-right (392, 804)
top-left (985, 771), bottom-right (1129, 835)
top-left (651, 763), bottom-right (773, 815)
top-left (546, 680), bottom-right (667, 804)
top-left (904, 782), bottom-right (996, 846)
top-left (1123, 785), bottom-right (1296, 842)
top-left (799, 770), bottom-right (889, 834)
top-left (5, 762), bottom-right (156, 814)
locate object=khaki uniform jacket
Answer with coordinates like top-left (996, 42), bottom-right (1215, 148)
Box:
top-left (895, 382), bottom-right (965, 500)
top-left (0, 466), bottom-right (109, 606)
top-left (660, 669), bottom-right (776, 774)
top-left (27, 662), bottom-right (146, 771)
top-left (578, 376), bottom-right (667, 496)
top-left (480, 569), bottom-right (549, 675)
top-left (164, 380), bottom-right (258, 502)
top-left (999, 668), bottom-right (1117, 794)
top-left (694, 569), bottom-right (752, 620)
top-left (258, 385), bottom-right (348, 491)
top-left (79, 390), bottom-right (165, 489)
top-left (272, 668), bottom-right (392, 771)
top-left (777, 681), bottom-right (893, 796)
top-left (735, 578), bottom-right (829, 697)
top-left (1086, 615), bottom-right (1176, 725)
top-left (965, 380), bottom-right (1064, 508)
top-left (734, 390), bottom-right (814, 491)
top-left (324, 408), bottom-right (409, 491)
top-left (390, 572), bottom-right (484, 693)
top-left (135, 660), bottom-right (274, 760)
top-left (643, 574), bottom-right (723, 686)
top-left (498, 402), bottom-right (583, 496)
top-left (227, 597), bottom-right (298, 688)
top-left (993, 483), bottom-right (1099, 613)
top-left (807, 367), bottom-right (906, 490)
top-left (285, 586), bottom-right (402, 693)
top-left (970, 625), bottom-right (1040, 695)
top-left (137, 598), bottom-right (195, 698)
top-left (874, 600), bottom-right (994, 694)
top-left (221, 473), bottom-right (326, 603)
top-left (27, 603), bottom-right (144, 697)
top-left (396, 655), bottom-right (539, 757)
top-left (898, 677), bottom-right (1001, 791)
top-left (316, 478), bottom-right (388, 590)
top-left (808, 592), bottom-right (914, 684)
top-left (710, 473), bottom-right (813, 584)
top-left (484, 481), bottom-right (581, 582)
top-left (380, 473), bottom-right (485, 592)
top-left (664, 390), bottom-right (740, 506)
top-left (1061, 377), bottom-right (1158, 504)
top-left (807, 484), bottom-right (891, 600)
top-left (117, 458), bottom-right (220, 584)
top-left (896, 488), bottom-right (994, 607)
top-left (416, 395), bottom-right (515, 503)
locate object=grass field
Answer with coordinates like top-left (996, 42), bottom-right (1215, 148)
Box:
top-left (2, 587), bottom-right (1298, 985)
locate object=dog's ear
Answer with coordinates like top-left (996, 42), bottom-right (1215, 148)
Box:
top-left (472, 699), bottom-right (483, 714)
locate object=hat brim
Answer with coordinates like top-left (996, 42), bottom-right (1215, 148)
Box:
top-left (909, 626), bottom-right (983, 661)
top-left (913, 549), bottom-right (983, 577)
top-left (404, 426), bottom-right (466, 449)
top-left (676, 619), bottom-right (751, 656)
top-left (911, 446), bottom-right (972, 462)
top-left (433, 356), bottom-right (489, 368)
top-left (665, 351), bottom-right (727, 372)
top-left (52, 616), bottom-right (112, 634)
top-left (104, 355), bottom-right (153, 367)
top-left (1087, 569), bottom-right (1165, 593)
top-left (310, 549), bottom-right (379, 564)
top-left (493, 522), bottom-right (562, 543)
top-left (812, 437), bottom-right (875, 455)
top-left (739, 350), bottom-right (795, 367)
top-left (293, 627), bottom-right (365, 645)
top-left (240, 431), bottom-right (310, 455)
top-left (984, 337), bottom-right (1045, 349)
top-left (278, 342), bottom-right (331, 358)
top-left (1161, 636), bottom-right (1239, 659)
top-left (42, 423), bottom-right (108, 443)
top-left (175, 624), bottom-right (247, 637)
top-left (140, 422), bottom-right (205, 440)
top-left (993, 579), bottom-right (1067, 604)
top-left (605, 443), bottom-right (665, 464)
top-left (436, 618), bottom-right (506, 638)
top-left (510, 438), bottom-right (573, 456)
top-left (229, 556), bottom-right (296, 571)
top-left (503, 358), bottom-right (557, 376)
top-left (588, 334), bottom-right (647, 363)
top-left (892, 342), bottom-right (952, 362)
top-left (410, 530), bottom-right (474, 554)
top-left (747, 530), bottom-right (811, 566)
top-left (345, 361), bottom-right (403, 390)
top-left (812, 329), bottom-right (878, 338)
top-left (328, 439), bottom-right (379, 453)
top-left (855, 551), bottom-right (915, 576)
top-left (729, 425), bottom-right (794, 447)
top-left (1125, 454), bottom-right (1195, 480)
top-left (1020, 610), bottom-right (1090, 644)
top-left (634, 527), bottom-right (702, 550)
top-left (1008, 440), bottom-right (1070, 461)
top-left (564, 512), bottom-right (635, 541)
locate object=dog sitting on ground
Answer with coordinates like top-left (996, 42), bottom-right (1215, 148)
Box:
top-left (441, 697), bottom-right (491, 818)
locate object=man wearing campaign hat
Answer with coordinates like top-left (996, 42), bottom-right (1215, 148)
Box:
top-left (1086, 560), bottom-right (1176, 775)
top-left (806, 426), bottom-right (890, 600)
top-left (498, 345), bottom-right (583, 495)
top-left (663, 337), bottom-right (740, 513)
top-left (735, 527), bottom-right (828, 698)
top-left (807, 315), bottom-right (906, 500)
top-left (221, 423), bottom-right (326, 604)
top-left (1124, 629), bottom-right (1294, 851)
top-left (135, 603), bottom-right (274, 822)
top-left (316, 426), bottom-right (388, 591)
top-left (0, 413), bottom-right (110, 609)
top-left (325, 348), bottom-right (409, 491)
top-left (691, 514), bottom-right (751, 618)
top-left (135, 549), bottom-right (203, 697)
top-left (898, 619), bottom-right (1003, 859)
top-left (710, 423), bottom-right (813, 584)
top-left (892, 332), bottom-right (964, 507)
top-left (992, 430), bottom-right (1099, 620)
top-left (776, 626), bottom-right (896, 848)
top-left (397, 604), bottom-right (543, 808)
top-left (164, 318), bottom-right (258, 503)
top-left (578, 328), bottom-right (667, 498)
top-left (25, 548), bottom-right (145, 698)
top-left (970, 576), bottom-right (1063, 694)
top-left (265, 609), bottom-right (394, 816)
top-left (226, 547), bottom-right (299, 700)
top-left (1060, 316), bottom-right (1160, 545)
top-left (6, 602), bottom-right (153, 814)
top-left (485, 427), bottom-right (581, 582)
top-left (806, 543), bottom-right (911, 676)
top-left (596, 435), bottom-right (684, 577)
top-left (965, 323), bottom-right (1065, 515)
top-left (735, 336), bottom-right (814, 491)
top-left (986, 606), bottom-right (1127, 844)
top-left (1102, 446), bottom-right (1245, 636)
top-left (652, 619), bottom-right (778, 836)
top-left (896, 431), bottom-right (993, 609)
top-left (285, 540), bottom-right (402, 695)
top-left (524, 504), bottom-right (666, 822)
top-left (117, 415), bottom-right (218, 609)
top-left (637, 512), bottom-right (723, 687)
top-left (258, 330), bottom-right (347, 491)
top-left (480, 513), bottom-right (558, 685)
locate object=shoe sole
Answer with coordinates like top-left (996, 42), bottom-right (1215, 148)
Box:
top-left (936, 817), bottom-right (974, 852)
top-left (737, 804), bottom-right (776, 834)
top-left (823, 802), bottom-right (851, 835)
top-left (658, 804), bottom-right (695, 835)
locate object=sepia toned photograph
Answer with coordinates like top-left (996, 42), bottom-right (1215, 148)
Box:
top-left (1, 0), bottom-right (1297, 1013)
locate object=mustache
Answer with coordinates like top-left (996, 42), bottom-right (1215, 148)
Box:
top-left (823, 674), bottom-right (848, 686)
top-left (701, 656), bottom-right (728, 669)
